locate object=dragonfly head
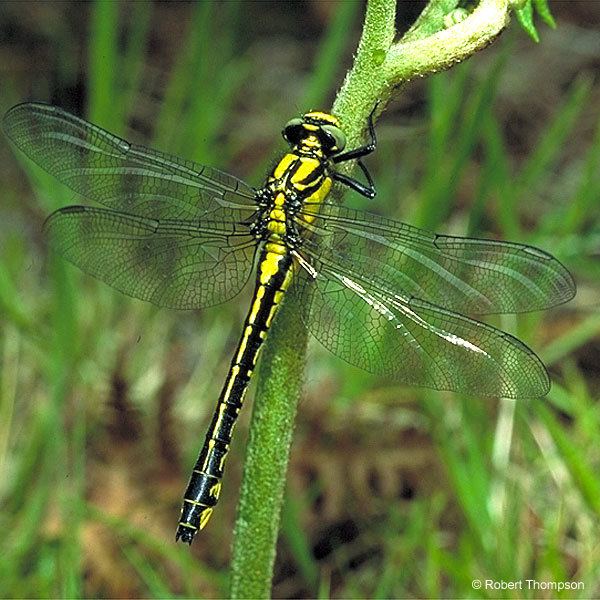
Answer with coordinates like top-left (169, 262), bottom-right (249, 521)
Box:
top-left (283, 111), bottom-right (346, 156)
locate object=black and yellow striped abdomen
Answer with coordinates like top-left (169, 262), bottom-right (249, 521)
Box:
top-left (176, 145), bottom-right (331, 543)
top-left (176, 248), bottom-right (293, 542)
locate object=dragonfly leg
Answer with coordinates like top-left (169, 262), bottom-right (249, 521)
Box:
top-left (331, 104), bottom-right (377, 164)
top-left (331, 104), bottom-right (378, 199)
top-left (332, 170), bottom-right (376, 198)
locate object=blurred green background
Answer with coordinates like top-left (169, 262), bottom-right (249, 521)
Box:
top-left (0, 1), bottom-right (599, 598)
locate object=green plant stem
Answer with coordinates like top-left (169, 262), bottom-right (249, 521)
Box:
top-left (333, 0), bottom-right (396, 149)
top-left (229, 1), bottom-right (513, 597)
top-left (384, 0), bottom-right (510, 83)
top-left (229, 296), bottom-right (307, 599)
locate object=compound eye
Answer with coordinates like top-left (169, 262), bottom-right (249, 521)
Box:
top-left (282, 118), bottom-right (304, 145)
top-left (322, 124), bottom-right (346, 152)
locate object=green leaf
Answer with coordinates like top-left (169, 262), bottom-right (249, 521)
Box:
top-left (513, 0), bottom-right (557, 42)
top-left (514, 1), bottom-right (540, 43)
top-left (403, 0), bottom-right (460, 42)
top-left (533, 0), bottom-right (556, 28)
top-left (536, 401), bottom-right (600, 517)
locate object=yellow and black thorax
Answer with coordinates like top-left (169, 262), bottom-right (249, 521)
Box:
top-left (254, 110), bottom-right (347, 253)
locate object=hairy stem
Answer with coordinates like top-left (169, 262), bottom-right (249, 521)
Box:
top-left (229, 1), bottom-right (512, 597)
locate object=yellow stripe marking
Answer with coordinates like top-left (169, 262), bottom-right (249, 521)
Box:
top-left (265, 303), bottom-right (280, 329)
top-left (201, 439), bottom-right (215, 471)
top-left (281, 270), bottom-right (293, 291)
top-left (292, 157), bottom-right (319, 183)
top-left (303, 177), bottom-right (331, 208)
top-left (235, 325), bottom-right (254, 362)
top-left (223, 364), bottom-right (241, 400)
top-left (209, 402), bottom-right (228, 439)
top-left (219, 451), bottom-right (228, 471)
top-left (273, 154), bottom-right (295, 179)
top-left (210, 482), bottom-right (222, 500)
top-left (249, 287), bottom-right (265, 324)
top-left (259, 252), bottom-right (283, 285)
top-left (265, 241), bottom-right (286, 255)
top-left (184, 498), bottom-right (209, 507)
top-left (252, 346), bottom-right (263, 366)
top-left (199, 508), bottom-right (213, 529)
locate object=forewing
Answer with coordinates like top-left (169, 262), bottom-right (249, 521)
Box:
top-left (3, 102), bottom-right (257, 219)
top-left (45, 206), bottom-right (256, 309)
top-left (299, 205), bottom-right (575, 314)
top-left (291, 259), bottom-right (550, 398)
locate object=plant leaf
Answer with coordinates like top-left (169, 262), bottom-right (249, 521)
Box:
top-left (533, 0), bottom-right (556, 28)
top-left (515, 1), bottom-right (540, 43)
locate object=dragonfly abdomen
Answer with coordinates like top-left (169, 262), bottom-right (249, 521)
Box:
top-left (176, 248), bottom-right (293, 544)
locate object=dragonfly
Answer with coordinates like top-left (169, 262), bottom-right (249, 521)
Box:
top-left (3, 102), bottom-right (575, 545)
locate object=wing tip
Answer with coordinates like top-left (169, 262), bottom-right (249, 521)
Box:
top-left (3, 102), bottom-right (58, 154)
top-left (522, 244), bottom-right (577, 309)
top-left (555, 263), bottom-right (577, 306)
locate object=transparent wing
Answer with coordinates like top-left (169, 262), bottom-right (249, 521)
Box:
top-left (3, 102), bottom-right (257, 220)
top-left (298, 205), bottom-right (575, 315)
top-left (45, 206), bottom-right (256, 309)
top-left (291, 261), bottom-right (550, 399)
